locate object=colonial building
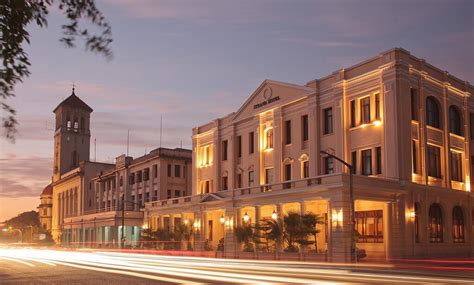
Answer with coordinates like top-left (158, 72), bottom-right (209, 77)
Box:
top-left (38, 184), bottom-right (53, 231)
top-left (145, 48), bottom-right (474, 261)
top-left (50, 88), bottom-right (113, 242)
top-left (49, 88), bottom-right (192, 246)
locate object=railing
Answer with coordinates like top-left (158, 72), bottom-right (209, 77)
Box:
top-left (146, 173), bottom-right (341, 209)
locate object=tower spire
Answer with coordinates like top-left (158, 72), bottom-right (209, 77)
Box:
top-left (72, 82), bottom-right (76, 95)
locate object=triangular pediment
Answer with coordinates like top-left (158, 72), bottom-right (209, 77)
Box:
top-left (232, 80), bottom-right (314, 122)
top-left (200, 193), bottom-right (224, 203)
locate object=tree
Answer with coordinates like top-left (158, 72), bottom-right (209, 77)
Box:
top-left (259, 217), bottom-right (283, 252)
top-left (234, 223), bottom-right (255, 252)
top-left (300, 213), bottom-right (325, 253)
top-left (1, 0), bottom-right (113, 141)
top-left (174, 223), bottom-right (193, 250)
top-left (282, 212), bottom-right (325, 253)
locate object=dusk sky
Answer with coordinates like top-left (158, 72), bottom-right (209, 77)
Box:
top-left (0, 0), bottom-right (473, 221)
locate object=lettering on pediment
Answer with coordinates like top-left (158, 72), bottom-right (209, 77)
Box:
top-left (253, 87), bottom-right (280, 110)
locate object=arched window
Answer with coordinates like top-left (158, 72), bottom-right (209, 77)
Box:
top-left (426, 97), bottom-right (441, 128)
top-left (429, 203), bottom-right (443, 243)
top-left (414, 202), bottom-right (421, 243)
top-left (449, 106), bottom-right (463, 136)
top-left (66, 116), bottom-right (71, 131)
top-left (453, 206), bottom-right (465, 243)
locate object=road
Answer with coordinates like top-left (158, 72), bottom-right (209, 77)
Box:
top-left (0, 248), bottom-right (473, 284)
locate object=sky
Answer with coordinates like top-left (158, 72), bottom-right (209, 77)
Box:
top-left (0, 0), bottom-right (473, 222)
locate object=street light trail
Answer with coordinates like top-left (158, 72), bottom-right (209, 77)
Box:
top-left (0, 248), bottom-right (473, 284)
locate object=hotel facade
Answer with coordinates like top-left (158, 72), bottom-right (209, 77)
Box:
top-left (145, 48), bottom-right (474, 261)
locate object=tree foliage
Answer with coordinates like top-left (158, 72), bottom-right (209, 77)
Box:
top-left (0, 0), bottom-right (113, 141)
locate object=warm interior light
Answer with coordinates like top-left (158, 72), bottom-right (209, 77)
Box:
top-left (331, 208), bottom-right (343, 224)
top-left (220, 215), bottom-right (225, 225)
top-left (271, 210), bottom-right (278, 220)
top-left (373, 120), bottom-right (382, 126)
top-left (243, 212), bottom-right (250, 223)
top-left (184, 219), bottom-right (188, 225)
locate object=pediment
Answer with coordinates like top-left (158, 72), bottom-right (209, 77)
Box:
top-left (200, 193), bottom-right (224, 203)
top-left (232, 80), bottom-right (314, 122)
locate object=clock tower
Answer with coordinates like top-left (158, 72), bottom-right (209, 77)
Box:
top-left (52, 88), bottom-right (93, 182)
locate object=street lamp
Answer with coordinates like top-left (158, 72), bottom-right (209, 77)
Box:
top-left (320, 150), bottom-right (356, 263)
top-left (220, 214), bottom-right (225, 257)
top-left (271, 210), bottom-right (278, 220)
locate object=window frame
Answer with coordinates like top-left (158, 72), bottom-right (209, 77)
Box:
top-left (323, 107), bottom-right (333, 134)
top-left (361, 149), bottom-right (372, 176)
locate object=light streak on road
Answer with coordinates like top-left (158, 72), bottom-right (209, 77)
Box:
top-left (0, 247), bottom-right (472, 284)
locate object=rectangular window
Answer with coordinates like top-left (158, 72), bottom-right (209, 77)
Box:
top-left (303, 160), bottom-right (309, 178)
top-left (302, 115), bottom-right (309, 141)
top-left (323, 108), bottom-right (333, 134)
top-left (265, 168), bottom-right (274, 185)
top-left (285, 120), bottom-right (292, 145)
top-left (136, 171), bottom-right (142, 183)
top-left (355, 210), bottom-right (383, 243)
top-left (237, 173), bottom-right (242, 188)
top-left (129, 174), bottom-right (135, 185)
top-left (119, 176), bottom-right (123, 187)
top-left (144, 168), bottom-right (150, 181)
top-left (237, 136), bottom-right (242, 158)
top-left (351, 151), bottom-right (357, 174)
top-left (324, 157), bottom-right (334, 174)
top-left (167, 190), bottom-right (171, 199)
top-left (375, 93), bottom-right (380, 120)
top-left (174, 165), bottom-right (180, 178)
top-left (284, 164), bottom-right (291, 181)
top-left (412, 140), bottom-right (419, 174)
top-left (222, 140), bottom-right (228, 161)
top-left (249, 132), bottom-right (254, 154)
top-left (167, 164), bottom-right (172, 177)
top-left (350, 100), bottom-right (356, 127)
top-left (153, 165), bottom-right (158, 178)
top-left (248, 171), bottom-right (255, 186)
top-left (376, 147), bottom-right (382, 175)
top-left (174, 190), bottom-right (180, 197)
top-left (222, 176), bottom-right (228, 191)
top-left (427, 145), bottom-right (441, 178)
top-left (360, 97), bottom-right (371, 124)
top-left (451, 151), bottom-right (463, 182)
top-left (411, 88), bottom-right (418, 121)
top-left (361, 149), bottom-right (372, 176)
top-left (205, 180), bottom-right (210, 193)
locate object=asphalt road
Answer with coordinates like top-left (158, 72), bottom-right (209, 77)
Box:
top-left (0, 248), bottom-right (473, 284)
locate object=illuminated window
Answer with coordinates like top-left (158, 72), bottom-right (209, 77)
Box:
top-left (360, 97), bottom-right (371, 124)
top-left (452, 206), bottom-right (464, 243)
top-left (265, 128), bottom-right (274, 150)
top-left (429, 203), bottom-right (443, 243)
top-left (450, 151), bottom-right (463, 182)
top-left (355, 210), bottom-right (383, 243)
top-left (361, 149), bottom-right (372, 176)
top-left (427, 145), bottom-right (441, 178)
top-left (199, 145), bottom-right (213, 167)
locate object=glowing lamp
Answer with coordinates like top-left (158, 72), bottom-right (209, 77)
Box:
top-left (271, 210), bottom-right (278, 220)
top-left (1, 228), bottom-right (8, 232)
top-left (184, 219), bottom-right (188, 225)
top-left (220, 215), bottom-right (225, 225)
top-left (243, 212), bottom-right (250, 223)
top-left (331, 208), bottom-right (343, 225)
top-left (373, 120), bottom-right (382, 127)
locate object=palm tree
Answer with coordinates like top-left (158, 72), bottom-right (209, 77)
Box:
top-left (301, 213), bottom-right (325, 253)
top-left (283, 212), bottom-right (302, 252)
top-left (174, 223), bottom-right (193, 250)
top-left (260, 218), bottom-right (283, 252)
top-left (234, 224), bottom-right (255, 252)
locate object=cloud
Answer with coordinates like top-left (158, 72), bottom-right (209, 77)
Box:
top-left (0, 155), bottom-right (52, 198)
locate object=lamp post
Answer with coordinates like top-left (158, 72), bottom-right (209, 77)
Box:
top-left (320, 150), bottom-right (356, 263)
top-left (220, 214), bottom-right (225, 257)
top-left (121, 194), bottom-right (142, 249)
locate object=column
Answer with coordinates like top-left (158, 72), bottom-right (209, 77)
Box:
top-left (328, 193), bottom-right (352, 262)
top-left (384, 202), bottom-right (393, 260)
top-left (273, 109), bottom-right (282, 183)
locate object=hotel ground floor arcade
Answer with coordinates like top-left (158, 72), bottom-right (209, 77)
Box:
top-left (144, 174), bottom-right (474, 261)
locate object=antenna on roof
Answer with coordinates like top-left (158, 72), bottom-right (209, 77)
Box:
top-left (159, 115), bottom-right (163, 148)
top-left (127, 130), bottom-right (130, 156)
